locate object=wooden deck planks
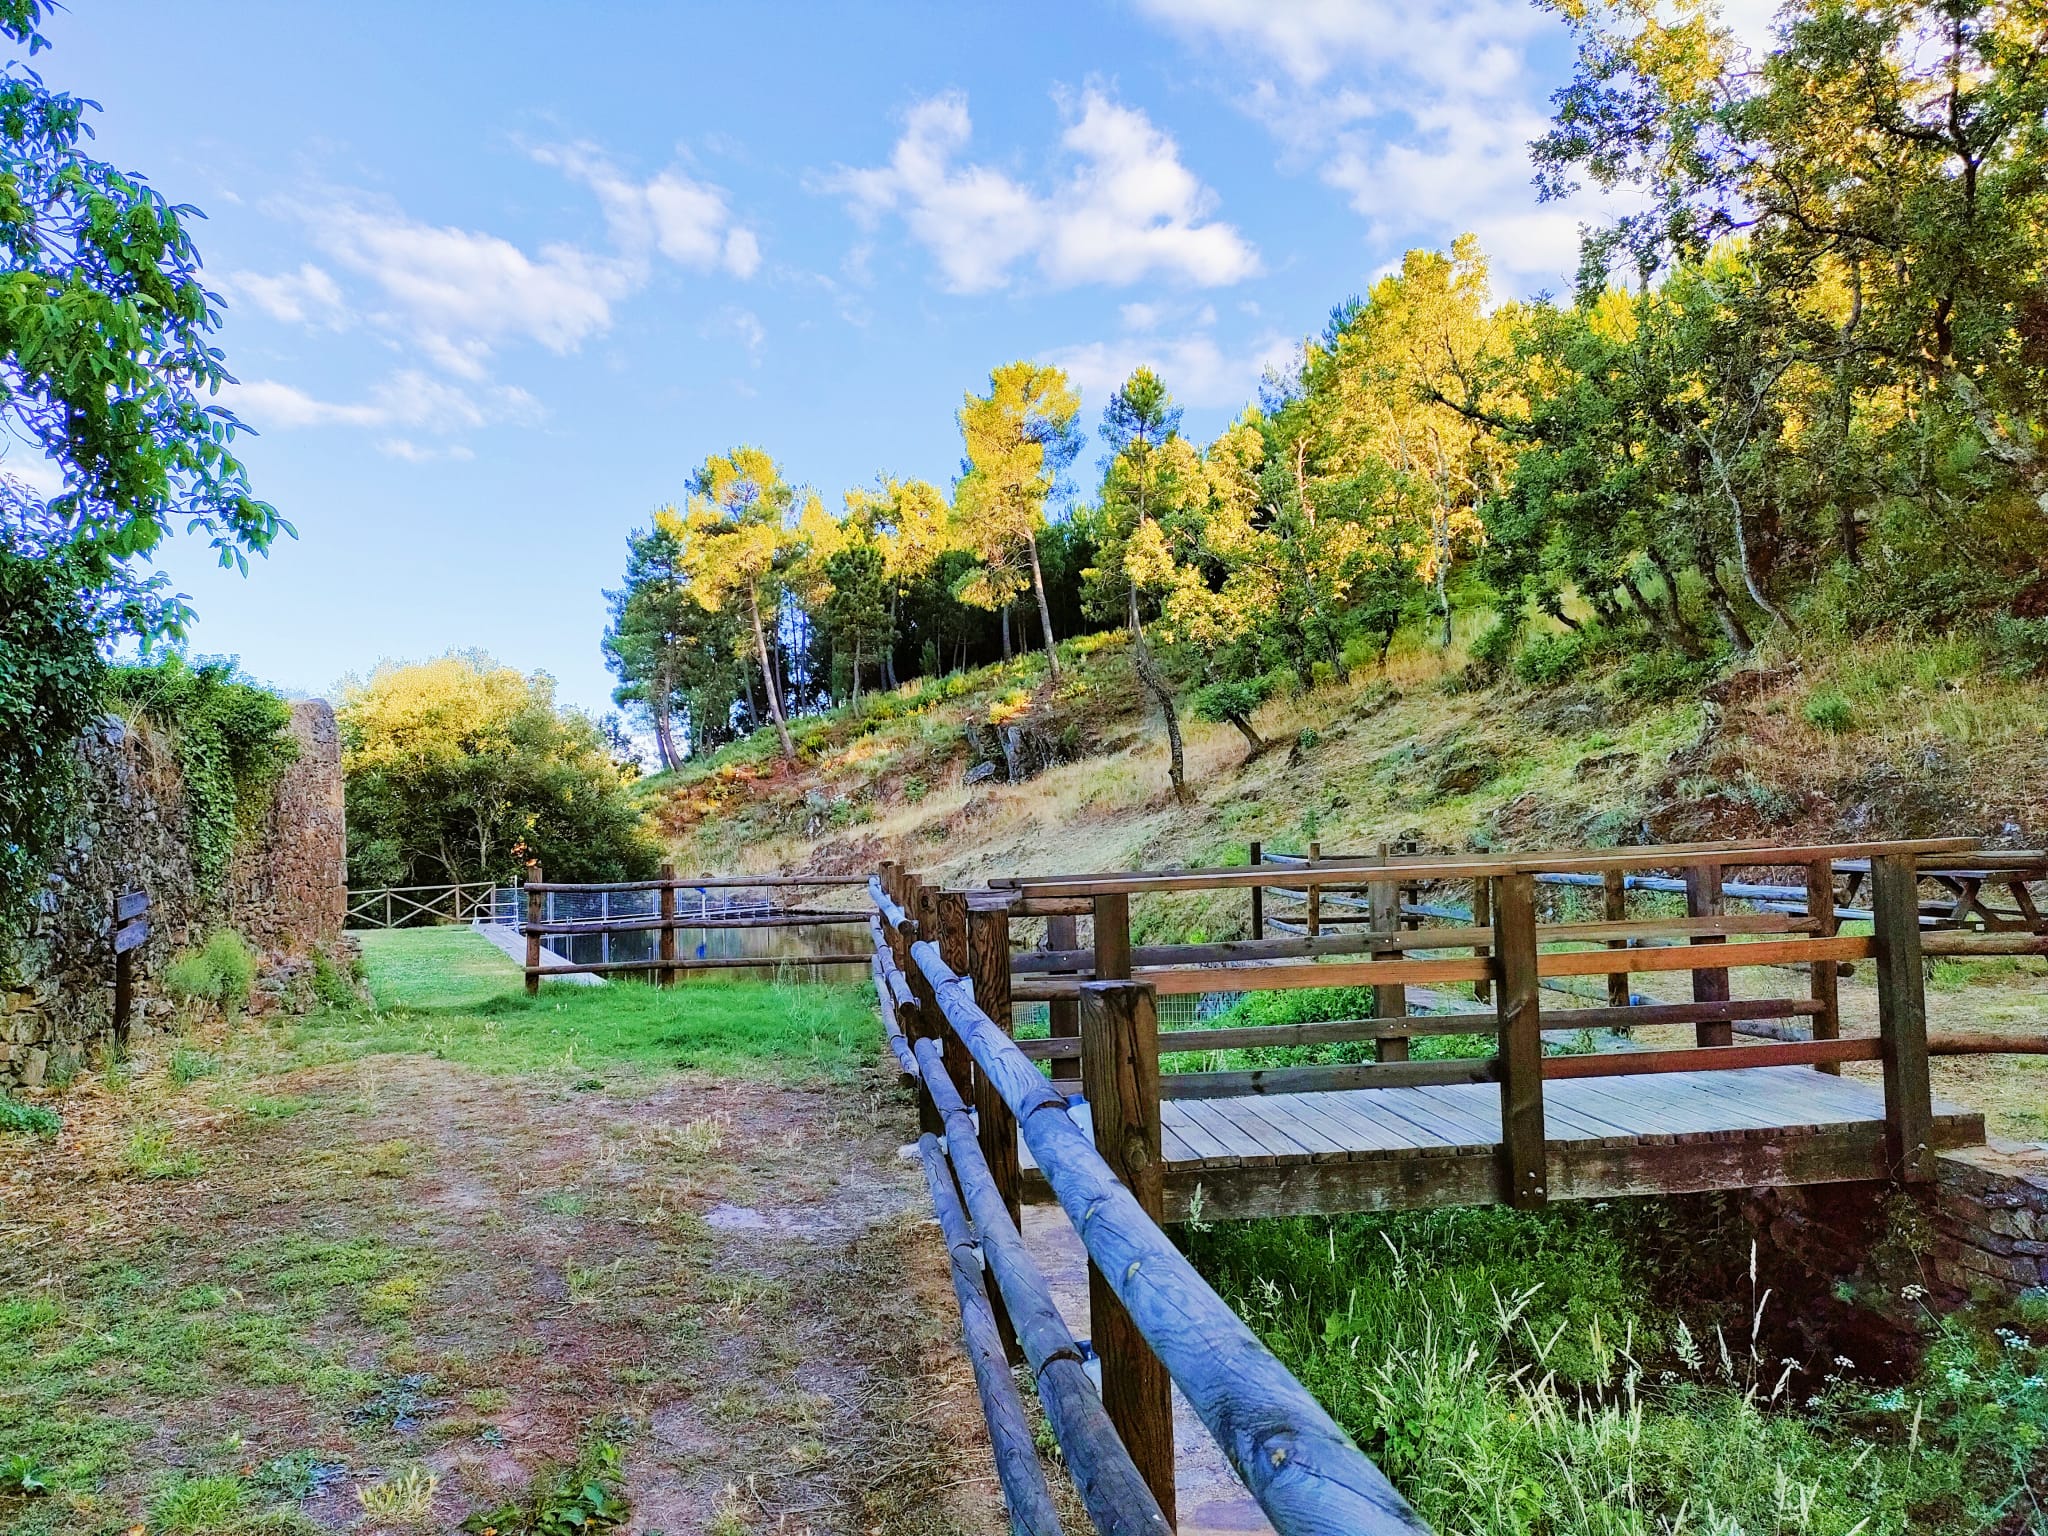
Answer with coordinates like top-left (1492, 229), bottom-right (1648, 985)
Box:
top-left (1017, 1065), bottom-right (1986, 1214)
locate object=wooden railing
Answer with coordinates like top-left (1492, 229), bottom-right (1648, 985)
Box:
top-left (869, 866), bottom-right (1428, 1535)
top-left (519, 863), bottom-right (870, 994)
top-left (345, 880), bottom-right (500, 929)
top-left (873, 836), bottom-right (2048, 1532)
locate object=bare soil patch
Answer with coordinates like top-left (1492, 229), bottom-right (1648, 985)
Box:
top-left (1, 1019), bottom-right (1004, 1536)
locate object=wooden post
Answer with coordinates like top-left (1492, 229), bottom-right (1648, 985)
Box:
top-left (1093, 892), bottom-right (1132, 981)
top-left (935, 891), bottom-right (977, 1106)
top-left (1305, 840), bottom-right (1322, 937)
top-left (967, 901), bottom-right (1024, 1366)
top-left (657, 862), bottom-right (677, 988)
top-left (903, 875), bottom-right (943, 1136)
top-left (1248, 840), bottom-right (1264, 940)
top-left (1045, 912), bottom-right (1082, 1096)
top-left (524, 865), bottom-right (543, 996)
top-left (1685, 863), bottom-right (1731, 1046)
top-left (967, 905), bottom-right (1022, 1229)
top-left (1807, 857), bottom-right (1841, 1075)
top-left (1603, 868), bottom-right (1630, 1010)
top-left (1472, 877), bottom-right (1492, 1003)
top-left (1494, 872), bottom-right (1547, 1208)
top-left (1078, 980), bottom-right (1174, 1524)
top-left (1872, 853), bottom-right (1935, 1182)
top-left (1370, 843), bottom-right (1408, 1063)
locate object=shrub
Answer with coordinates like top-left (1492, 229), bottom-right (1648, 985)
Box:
top-left (0, 1097), bottom-right (61, 1137)
top-left (106, 656), bottom-right (297, 901)
top-left (310, 951), bottom-right (359, 1008)
top-left (1985, 613), bottom-right (2048, 679)
top-left (164, 930), bottom-right (258, 1015)
top-left (1614, 648), bottom-right (1725, 703)
top-left (1802, 688), bottom-right (1855, 734)
top-left (1469, 612), bottom-right (1521, 676)
top-left (1512, 629), bottom-right (1590, 687)
top-left (0, 544), bottom-right (108, 977)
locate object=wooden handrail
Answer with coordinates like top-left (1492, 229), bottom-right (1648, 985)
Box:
top-left (910, 1034), bottom-right (1174, 1536)
top-left (907, 936), bottom-right (1431, 1535)
top-left (990, 839), bottom-right (1980, 895)
top-left (915, 1133), bottom-right (1065, 1536)
top-left (524, 874), bottom-right (868, 892)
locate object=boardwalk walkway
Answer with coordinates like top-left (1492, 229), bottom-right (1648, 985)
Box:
top-left (1021, 1064), bottom-right (1986, 1219)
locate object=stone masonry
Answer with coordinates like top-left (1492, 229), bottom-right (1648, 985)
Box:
top-left (1, 699), bottom-right (345, 1090)
top-left (1749, 1144), bottom-right (2048, 1309)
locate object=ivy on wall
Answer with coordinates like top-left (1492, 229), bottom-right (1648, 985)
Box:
top-left (106, 658), bottom-right (297, 901)
top-left (0, 544), bottom-right (108, 959)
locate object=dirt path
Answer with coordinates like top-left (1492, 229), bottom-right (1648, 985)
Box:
top-left (1, 1027), bottom-right (1006, 1535)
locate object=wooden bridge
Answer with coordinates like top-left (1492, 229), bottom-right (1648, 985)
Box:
top-left (864, 837), bottom-right (2047, 1536)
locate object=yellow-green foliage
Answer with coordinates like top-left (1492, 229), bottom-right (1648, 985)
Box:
top-left (163, 931), bottom-right (257, 1015)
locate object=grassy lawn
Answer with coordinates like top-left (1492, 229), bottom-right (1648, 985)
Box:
top-left (0, 931), bottom-right (992, 1536)
top-left (337, 926), bottom-right (879, 1082)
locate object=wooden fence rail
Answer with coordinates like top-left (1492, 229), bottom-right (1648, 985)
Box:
top-left (345, 880), bottom-right (500, 929)
top-left (519, 864), bottom-right (871, 993)
top-left (870, 862), bottom-right (1431, 1536)
top-left (876, 836), bottom-right (2048, 1531)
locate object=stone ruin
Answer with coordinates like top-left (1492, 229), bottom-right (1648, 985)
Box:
top-left (0, 698), bottom-right (346, 1090)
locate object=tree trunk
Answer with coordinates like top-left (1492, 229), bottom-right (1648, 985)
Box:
top-left (1227, 712), bottom-right (1268, 759)
top-left (1437, 563), bottom-right (1453, 649)
top-left (748, 586), bottom-right (795, 760)
top-left (1025, 533), bottom-right (1061, 679)
top-left (884, 592), bottom-right (901, 689)
top-left (1128, 591), bottom-right (1187, 803)
top-left (1644, 549), bottom-right (1701, 656)
top-left (1701, 564), bottom-right (1755, 655)
top-left (1000, 604), bottom-right (1012, 662)
top-left (651, 657), bottom-right (681, 771)
top-left (851, 633), bottom-right (863, 711)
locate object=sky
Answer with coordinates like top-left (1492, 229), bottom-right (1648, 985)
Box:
top-left (31, 0), bottom-right (1764, 719)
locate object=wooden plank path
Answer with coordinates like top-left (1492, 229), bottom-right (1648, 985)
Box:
top-left (1019, 1066), bottom-right (1987, 1221)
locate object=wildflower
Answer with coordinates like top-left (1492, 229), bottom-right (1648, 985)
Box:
top-left (1834, 1355), bottom-right (1855, 1369)
top-left (1901, 1283), bottom-right (1927, 1301)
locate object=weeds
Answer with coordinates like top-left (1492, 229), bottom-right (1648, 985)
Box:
top-left (0, 1096), bottom-right (60, 1137)
top-left (357, 1464), bottom-right (437, 1520)
top-left (164, 930), bottom-right (258, 1016)
top-left (125, 1121), bottom-right (202, 1179)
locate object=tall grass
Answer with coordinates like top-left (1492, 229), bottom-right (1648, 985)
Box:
top-left (1184, 1204), bottom-right (2048, 1534)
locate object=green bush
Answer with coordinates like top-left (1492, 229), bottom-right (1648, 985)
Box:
top-left (0, 1096), bottom-right (61, 1137)
top-left (0, 545), bottom-right (109, 976)
top-left (1984, 613), bottom-right (2048, 679)
top-left (1469, 612), bottom-right (1521, 675)
top-left (1803, 688), bottom-right (1856, 734)
top-left (163, 931), bottom-right (258, 1015)
top-left (106, 657), bottom-right (297, 901)
top-left (1614, 648), bottom-right (1726, 703)
top-left (1513, 629), bottom-right (1591, 687)
top-left (310, 951), bottom-right (359, 1009)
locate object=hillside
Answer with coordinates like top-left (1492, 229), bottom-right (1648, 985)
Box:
top-left (639, 614), bottom-right (2048, 936)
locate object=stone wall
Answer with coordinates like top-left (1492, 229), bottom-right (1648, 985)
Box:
top-left (1749, 1145), bottom-right (2048, 1310)
top-left (0, 699), bottom-right (345, 1091)
top-left (222, 700), bottom-right (347, 953)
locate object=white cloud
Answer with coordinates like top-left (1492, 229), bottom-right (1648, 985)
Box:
top-left (229, 262), bottom-right (349, 327)
top-left (826, 88), bottom-right (1259, 293)
top-left (1044, 323), bottom-right (1295, 411)
top-left (1133, 0), bottom-right (1618, 286)
top-left (309, 200), bottom-right (632, 373)
top-left (705, 306), bottom-right (767, 363)
top-left (227, 142), bottom-right (762, 453)
top-left (377, 438), bottom-right (478, 463)
top-left (231, 370), bottom-right (542, 439)
top-left (529, 142), bottom-right (762, 279)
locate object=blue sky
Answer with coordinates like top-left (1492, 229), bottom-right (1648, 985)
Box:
top-left (36, 0), bottom-right (1743, 718)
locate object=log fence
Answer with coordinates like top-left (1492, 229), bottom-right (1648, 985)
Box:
top-left (345, 880), bottom-right (500, 929)
top-left (518, 865), bottom-right (870, 994)
top-left (875, 836), bottom-right (2048, 1530)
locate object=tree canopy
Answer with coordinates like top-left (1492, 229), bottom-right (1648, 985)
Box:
top-left (603, 0), bottom-right (2048, 802)
top-left (340, 654), bottom-right (658, 889)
